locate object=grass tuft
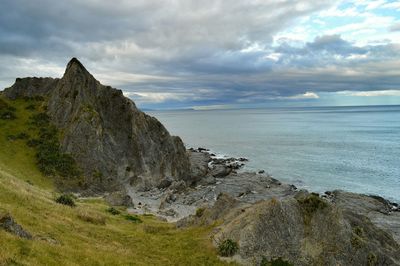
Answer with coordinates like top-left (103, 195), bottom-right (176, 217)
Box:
top-left (260, 257), bottom-right (293, 266)
top-left (106, 207), bottom-right (120, 215)
top-left (124, 214), bottom-right (142, 223)
top-left (55, 194), bottom-right (76, 207)
top-left (77, 209), bottom-right (106, 225)
top-left (217, 239), bottom-right (238, 257)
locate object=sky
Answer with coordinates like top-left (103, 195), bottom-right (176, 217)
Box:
top-left (1, 0), bottom-right (400, 109)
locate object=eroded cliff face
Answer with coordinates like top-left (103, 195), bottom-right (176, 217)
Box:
top-left (3, 58), bottom-right (191, 193)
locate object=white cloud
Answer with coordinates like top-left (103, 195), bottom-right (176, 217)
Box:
top-left (337, 90), bottom-right (400, 97)
top-left (288, 91), bottom-right (320, 99)
top-left (123, 92), bottom-right (190, 103)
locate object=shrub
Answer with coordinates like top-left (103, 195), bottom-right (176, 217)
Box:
top-left (55, 194), bottom-right (76, 207)
top-left (0, 110), bottom-right (16, 120)
top-left (367, 253), bottom-right (377, 266)
top-left (297, 194), bottom-right (327, 214)
top-left (15, 132), bottom-right (29, 140)
top-left (260, 257), bottom-right (293, 266)
top-left (77, 209), bottom-right (106, 225)
top-left (25, 104), bottom-right (36, 110)
top-left (29, 112), bottom-right (50, 127)
top-left (217, 239), bottom-right (238, 257)
top-left (106, 207), bottom-right (121, 215)
top-left (0, 98), bottom-right (16, 120)
top-left (124, 214), bottom-right (142, 223)
top-left (353, 226), bottom-right (364, 237)
top-left (195, 207), bottom-right (205, 217)
top-left (28, 112), bottom-right (82, 182)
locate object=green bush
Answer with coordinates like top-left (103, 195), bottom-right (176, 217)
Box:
top-left (217, 239), bottom-right (238, 257)
top-left (195, 207), bottom-right (205, 217)
top-left (367, 253), bottom-right (377, 266)
top-left (106, 207), bottom-right (121, 215)
top-left (28, 112), bottom-right (82, 181)
top-left (55, 194), bottom-right (76, 207)
top-left (25, 104), bottom-right (36, 110)
top-left (0, 98), bottom-right (16, 120)
top-left (260, 257), bottom-right (293, 266)
top-left (297, 194), bottom-right (327, 216)
top-left (124, 214), bottom-right (142, 223)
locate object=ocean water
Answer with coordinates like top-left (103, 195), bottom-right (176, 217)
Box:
top-left (148, 105), bottom-right (400, 202)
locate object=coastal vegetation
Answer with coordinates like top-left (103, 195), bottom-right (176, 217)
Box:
top-left (0, 94), bottom-right (235, 265)
top-left (217, 239), bottom-right (239, 257)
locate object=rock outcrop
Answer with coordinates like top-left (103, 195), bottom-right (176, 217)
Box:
top-left (0, 212), bottom-right (32, 239)
top-left (3, 58), bottom-right (191, 193)
top-left (181, 193), bottom-right (400, 265)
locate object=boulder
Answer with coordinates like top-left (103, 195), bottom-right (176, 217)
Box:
top-left (104, 191), bottom-right (133, 207)
top-left (210, 165), bottom-right (232, 178)
top-left (188, 150), bottom-right (211, 181)
top-left (0, 212), bottom-right (32, 239)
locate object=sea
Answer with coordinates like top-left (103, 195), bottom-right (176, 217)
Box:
top-left (148, 105), bottom-right (400, 202)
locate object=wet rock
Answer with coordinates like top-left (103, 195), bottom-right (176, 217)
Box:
top-left (211, 165), bottom-right (232, 178)
top-left (188, 150), bottom-right (211, 181)
top-left (0, 212), bottom-right (32, 239)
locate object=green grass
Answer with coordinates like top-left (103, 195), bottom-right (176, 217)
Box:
top-left (0, 170), bottom-right (232, 265)
top-left (0, 95), bottom-right (236, 265)
top-left (0, 95), bottom-right (53, 189)
top-left (0, 95), bottom-right (235, 265)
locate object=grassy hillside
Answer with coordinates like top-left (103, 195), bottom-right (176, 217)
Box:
top-left (0, 95), bottom-right (234, 266)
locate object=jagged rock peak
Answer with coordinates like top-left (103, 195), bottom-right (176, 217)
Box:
top-left (62, 57), bottom-right (94, 82)
top-left (2, 58), bottom-right (192, 194)
top-left (66, 57), bottom-right (87, 73)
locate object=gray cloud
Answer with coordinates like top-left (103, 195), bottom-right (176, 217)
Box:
top-left (390, 22), bottom-right (400, 32)
top-left (1, 0), bottom-right (399, 108)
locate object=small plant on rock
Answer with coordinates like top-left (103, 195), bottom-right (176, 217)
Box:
top-left (217, 239), bottom-right (238, 257)
top-left (55, 194), bottom-right (76, 207)
top-left (260, 257), bottom-right (293, 266)
top-left (106, 207), bottom-right (121, 215)
top-left (195, 207), bottom-right (205, 217)
top-left (124, 214), bottom-right (142, 223)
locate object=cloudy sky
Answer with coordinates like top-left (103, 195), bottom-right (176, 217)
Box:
top-left (1, 0), bottom-right (400, 109)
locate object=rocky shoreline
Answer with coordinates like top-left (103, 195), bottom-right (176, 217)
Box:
top-left (116, 147), bottom-right (400, 265)
top-left (4, 58), bottom-right (399, 265)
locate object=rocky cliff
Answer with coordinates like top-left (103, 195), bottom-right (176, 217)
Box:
top-left (3, 58), bottom-right (191, 193)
